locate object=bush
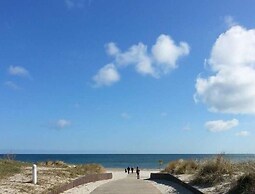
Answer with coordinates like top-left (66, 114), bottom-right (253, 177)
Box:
top-left (228, 173), bottom-right (255, 194)
top-left (163, 159), bottom-right (198, 174)
top-left (191, 154), bottom-right (233, 186)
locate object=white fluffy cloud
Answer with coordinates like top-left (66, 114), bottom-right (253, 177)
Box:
top-left (205, 119), bottom-right (239, 132)
top-left (195, 26), bottom-right (255, 114)
top-left (235, 130), bottom-right (250, 137)
top-left (111, 42), bottom-right (157, 77)
top-left (93, 34), bottom-right (190, 86)
top-left (111, 34), bottom-right (189, 76)
top-left (8, 65), bottom-right (30, 78)
top-left (55, 119), bottom-right (71, 129)
top-left (152, 34), bottom-right (190, 73)
top-left (93, 64), bottom-right (120, 87)
top-left (106, 42), bottom-right (120, 56)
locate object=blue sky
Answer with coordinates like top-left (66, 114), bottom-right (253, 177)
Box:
top-left (1, 0), bottom-right (255, 154)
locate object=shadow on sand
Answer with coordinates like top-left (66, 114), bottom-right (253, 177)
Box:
top-left (146, 178), bottom-right (194, 194)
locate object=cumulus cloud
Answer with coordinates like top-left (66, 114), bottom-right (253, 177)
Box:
top-left (4, 81), bottom-right (21, 90)
top-left (106, 42), bottom-right (120, 56)
top-left (113, 42), bottom-right (157, 77)
top-left (152, 34), bottom-right (190, 73)
top-left (8, 65), bottom-right (30, 78)
top-left (205, 119), bottom-right (239, 132)
top-left (55, 119), bottom-right (71, 129)
top-left (235, 130), bottom-right (250, 137)
top-left (195, 26), bottom-right (255, 114)
top-left (93, 64), bottom-right (120, 87)
top-left (93, 34), bottom-right (190, 86)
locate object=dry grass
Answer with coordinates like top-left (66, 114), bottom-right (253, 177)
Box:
top-left (0, 159), bottom-right (30, 180)
top-left (163, 159), bottom-right (198, 174)
top-left (67, 163), bottom-right (105, 177)
top-left (164, 155), bottom-right (255, 193)
top-left (0, 158), bottom-right (106, 194)
top-left (191, 154), bottom-right (234, 186)
top-left (227, 173), bottom-right (255, 194)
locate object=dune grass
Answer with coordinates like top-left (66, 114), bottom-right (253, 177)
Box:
top-left (163, 159), bottom-right (198, 174)
top-left (0, 159), bottom-right (29, 180)
top-left (191, 154), bottom-right (234, 186)
top-left (163, 154), bottom-right (255, 192)
top-left (227, 173), bottom-right (255, 194)
top-left (37, 160), bottom-right (105, 177)
top-left (0, 157), bottom-right (106, 194)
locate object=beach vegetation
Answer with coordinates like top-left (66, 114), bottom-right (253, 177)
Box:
top-left (227, 173), bottom-right (255, 194)
top-left (0, 158), bottom-right (29, 180)
top-left (191, 154), bottom-right (234, 186)
top-left (163, 159), bottom-right (198, 174)
top-left (67, 163), bottom-right (105, 177)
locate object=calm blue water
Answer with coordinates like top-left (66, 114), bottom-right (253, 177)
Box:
top-left (1, 154), bottom-right (255, 169)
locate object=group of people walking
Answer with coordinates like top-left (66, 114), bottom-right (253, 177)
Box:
top-left (125, 166), bottom-right (140, 179)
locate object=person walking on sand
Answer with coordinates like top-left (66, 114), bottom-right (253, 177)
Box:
top-left (131, 167), bottom-right (134, 173)
top-left (127, 166), bottom-right (130, 174)
top-left (136, 166), bottom-right (140, 179)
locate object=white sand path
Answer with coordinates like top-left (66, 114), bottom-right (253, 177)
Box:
top-left (63, 169), bottom-right (193, 194)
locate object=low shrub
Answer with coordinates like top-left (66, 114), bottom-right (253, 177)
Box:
top-left (228, 173), bottom-right (255, 194)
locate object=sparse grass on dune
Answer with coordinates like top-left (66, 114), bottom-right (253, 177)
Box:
top-left (0, 158), bottom-right (106, 194)
top-left (163, 155), bottom-right (255, 193)
top-left (163, 159), bottom-right (198, 174)
top-left (37, 161), bottom-right (105, 177)
top-left (42, 163), bottom-right (105, 193)
top-left (0, 159), bottom-right (30, 180)
top-left (67, 163), bottom-right (106, 178)
top-left (37, 160), bottom-right (69, 168)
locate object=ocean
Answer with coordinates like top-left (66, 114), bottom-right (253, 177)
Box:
top-left (1, 154), bottom-right (255, 169)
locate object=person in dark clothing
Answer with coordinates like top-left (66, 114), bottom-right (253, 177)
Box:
top-left (125, 168), bottom-right (127, 173)
top-left (136, 166), bottom-right (140, 179)
top-left (131, 167), bottom-right (134, 173)
top-left (127, 166), bottom-right (130, 174)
